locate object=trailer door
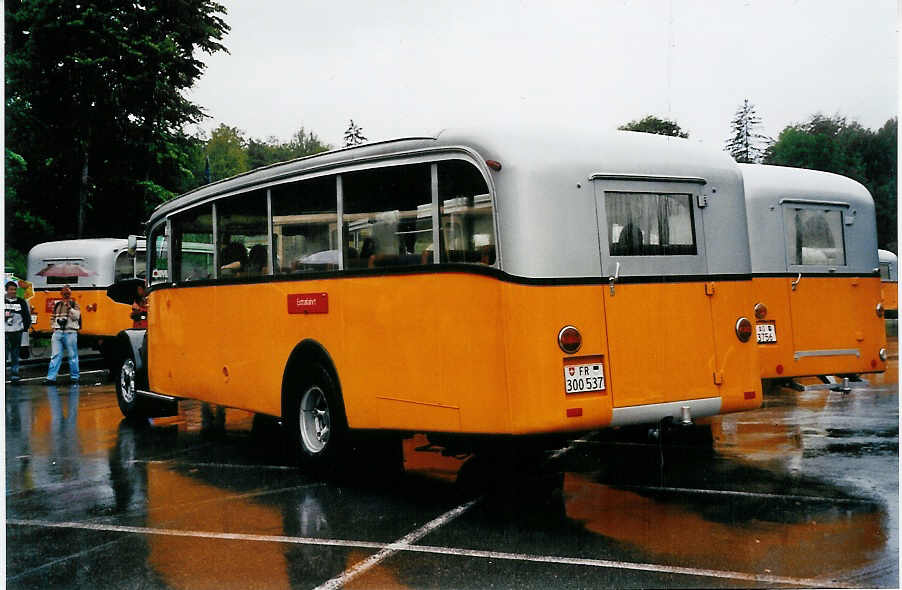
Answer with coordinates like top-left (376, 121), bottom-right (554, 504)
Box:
top-left (593, 178), bottom-right (719, 408)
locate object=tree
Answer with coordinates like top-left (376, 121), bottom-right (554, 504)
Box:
top-left (618, 115), bottom-right (689, 138)
top-left (5, 0), bottom-right (229, 251)
top-left (205, 124), bottom-right (249, 181)
top-left (343, 119), bottom-right (367, 147)
top-left (725, 99), bottom-right (771, 163)
top-left (246, 127), bottom-right (331, 169)
top-left (765, 115), bottom-right (897, 251)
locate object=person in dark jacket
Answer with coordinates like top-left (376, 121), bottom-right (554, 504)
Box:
top-left (5, 280), bottom-right (32, 382)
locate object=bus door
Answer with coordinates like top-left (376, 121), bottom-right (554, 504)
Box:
top-left (593, 179), bottom-right (718, 407)
top-left (782, 203), bottom-right (865, 358)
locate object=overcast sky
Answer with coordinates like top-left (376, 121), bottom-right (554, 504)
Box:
top-left (186, 0), bottom-right (897, 150)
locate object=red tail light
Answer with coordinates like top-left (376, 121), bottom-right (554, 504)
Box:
top-left (754, 303), bottom-right (767, 320)
top-left (558, 326), bottom-right (582, 354)
top-left (735, 317), bottom-right (753, 342)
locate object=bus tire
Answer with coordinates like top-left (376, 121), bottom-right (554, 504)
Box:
top-left (287, 362), bottom-right (348, 466)
top-left (116, 356), bottom-right (144, 421)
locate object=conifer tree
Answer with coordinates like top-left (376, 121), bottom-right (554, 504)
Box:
top-left (725, 99), bottom-right (771, 163)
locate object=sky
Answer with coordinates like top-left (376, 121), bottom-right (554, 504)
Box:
top-left (186, 0), bottom-right (898, 150)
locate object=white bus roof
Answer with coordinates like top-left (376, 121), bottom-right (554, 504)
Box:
top-left (27, 238), bottom-right (146, 288)
top-left (739, 164), bottom-right (878, 275)
top-left (150, 128), bottom-right (751, 279)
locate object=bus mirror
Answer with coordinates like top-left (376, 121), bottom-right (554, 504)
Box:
top-left (127, 235), bottom-right (138, 257)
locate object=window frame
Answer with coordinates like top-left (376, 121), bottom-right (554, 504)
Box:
top-left (780, 200), bottom-right (849, 272)
top-left (148, 148), bottom-right (500, 290)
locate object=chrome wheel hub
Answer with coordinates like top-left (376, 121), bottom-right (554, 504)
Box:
top-left (120, 359), bottom-right (136, 404)
top-left (299, 385), bottom-right (331, 454)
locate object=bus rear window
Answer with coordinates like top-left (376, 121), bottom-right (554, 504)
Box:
top-left (606, 192), bottom-right (696, 256)
top-left (783, 207), bottom-right (846, 266)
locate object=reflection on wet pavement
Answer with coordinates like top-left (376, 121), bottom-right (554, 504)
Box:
top-left (5, 337), bottom-right (899, 588)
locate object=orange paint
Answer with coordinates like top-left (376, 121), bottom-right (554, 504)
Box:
top-left (29, 288), bottom-right (134, 338)
top-left (753, 276), bottom-right (887, 379)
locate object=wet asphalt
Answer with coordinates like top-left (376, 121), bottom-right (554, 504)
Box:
top-left (5, 337), bottom-right (899, 589)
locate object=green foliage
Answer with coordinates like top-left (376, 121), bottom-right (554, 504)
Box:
top-left (765, 115), bottom-right (897, 251)
top-left (4, 247), bottom-right (27, 277)
top-left (5, 0), bottom-right (230, 250)
top-left (246, 127), bottom-right (331, 170)
top-left (619, 115), bottom-right (689, 138)
top-left (205, 124), bottom-right (249, 181)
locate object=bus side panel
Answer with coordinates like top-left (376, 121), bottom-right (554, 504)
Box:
top-left (502, 283), bottom-right (613, 435)
top-left (751, 277), bottom-right (796, 379)
top-left (707, 280), bottom-right (762, 413)
top-left (147, 287), bottom-right (220, 404)
top-left (788, 277), bottom-right (886, 375)
top-left (30, 289), bottom-right (133, 337)
top-left (881, 281), bottom-right (897, 313)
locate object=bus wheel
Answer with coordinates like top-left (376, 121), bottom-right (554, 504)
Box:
top-left (116, 357), bottom-right (142, 420)
top-left (289, 364), bottom-right (347, 464)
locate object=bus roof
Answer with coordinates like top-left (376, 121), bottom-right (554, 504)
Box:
top-left (739, 164), bottom-right (878, 274)
top-left (879, 249), bottom-right (897, 264)
top-left (149, 128), bottom-right (751, 279)
top-left (27, 238), bottom-right (146, 287)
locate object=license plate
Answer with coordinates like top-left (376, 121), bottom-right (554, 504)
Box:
top-left (564, 363), bottom-right (605, 393)
top-left (756, 322), bottom-right (777, 344)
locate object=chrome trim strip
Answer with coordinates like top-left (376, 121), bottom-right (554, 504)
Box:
top-left (430, 163), bottom-right (440, 264)
top-left (794, 348), bottom-right (860, 360)
top-left (610, 397), bottom-right (722, 427)
top-left (336, 175), bottom-right (344, 271)
top-left (136, 389), bottom-right (178, 402)
top-left (266, 189), bottom-right (274, 276)
top-left (589, 173), bottom-right (707, 185)
top-left (778, 198), bottom-right (850, 208)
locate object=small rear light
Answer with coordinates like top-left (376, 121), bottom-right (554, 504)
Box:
top-left (735, 317), bottom-right (753, 342)
top-left (754, 303), bottom-right (767, 320)
top-left (558, 326), bottom-right (582, 354)
top-left (876, 302), bottom-right (884, 318)
top-left (485, 159), bottom-right (502, 171)
top-left (776, 364), bottom-right (784, 375)
top-left (566, 408), bottom-right (583, 418)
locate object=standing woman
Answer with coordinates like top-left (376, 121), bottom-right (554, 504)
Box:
top-left (5, 280), bottom-right (32, 382)
top-left (46, 285), bottom-right (80, 384)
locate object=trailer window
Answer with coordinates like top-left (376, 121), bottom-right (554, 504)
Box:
top-left (272, 176), bottom-right (338, 274)
top-left (343, 163), bottom-right (433, 268)
top-left (115, 251), bottom-right (134, 282)
top-left (606, 192), bottom-right (696, 256)
top-left (784, 207), bottom-right (845, 266)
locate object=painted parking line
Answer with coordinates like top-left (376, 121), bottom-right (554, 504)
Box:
top-left (129, 459), bottom-right (298, 471)
top-left (6, 369), bottom-right (106, 384)
top-left (617, 484), bottom-right (874, 505)
top-left (7, 518), bottom-right (844, 588)
top-left (313, 499), bottom-right (479, 590)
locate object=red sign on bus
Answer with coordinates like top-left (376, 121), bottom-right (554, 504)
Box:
top-left (287, 292), bottom-right (328, 314)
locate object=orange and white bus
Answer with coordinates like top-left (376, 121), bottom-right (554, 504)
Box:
top-left (739, 164), bottom-right (887, 386)
top-left (113, 128), bottom-right (763, 460)
top-left (27, 239), bottom-right (147, 351)
top-left (878, 249), bottom-right (897, 319)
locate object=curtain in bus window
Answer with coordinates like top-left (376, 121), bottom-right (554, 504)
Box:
top-left (437, 160), bottom-right (495, 265)
top-left (271, 176), bottom-right (338, 275)
top-left (783, 207), bottom-right (845, 266)
top-left (172, 207), bottom-right (215, 282)
top-left (606, 192), bottom-right (696, 256)
top-left (217, 190), bottom-right (269, 279)
top-left (343, 163), bottom-right (433, 268)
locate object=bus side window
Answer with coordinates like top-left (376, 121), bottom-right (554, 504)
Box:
top-left (135, 250), bottom-right (147, 280)
top-left (343, 163), bottom-right (433, 268)
top-left (217, 189), bottom-right (269, 278)
top-left (437, 160), bottom-right (495, 265)
top-left (271, 175), bottom-right (338, 275)
top-left (606, 192), bottom-right (696, 256)
top-left (149, 228), bottom-right (169, 285)
top-left (171, 206), bottom-right (215, 282)
top-left (115, 251), bottom-right (134, 282)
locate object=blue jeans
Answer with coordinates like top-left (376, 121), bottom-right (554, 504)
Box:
top-left (47, 331), bottom-right (79, 381)
top-left (6, 331), bottom-right (22, 379)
